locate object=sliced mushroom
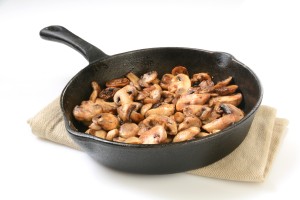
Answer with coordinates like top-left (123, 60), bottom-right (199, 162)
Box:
top-left (106, 129), bottom-right (119, 141)
top-left (220, 103), bottom-right (244, 121)
top-left (143, 84), bottom-right (162, 104)
top-left (137, 122), bottom-right (149, 136)
top-left (173, 127), bottom-right (201, 143)
top-left (139, 125), bottom-right (167, 144)
top-left (143, 114), bottom-right (177, 135)
top-left (138, 71), bottom-right (158, 88)
top-left (130, 111), bottom-right (144, 123)
top-left (196, 132), bottom-right (211, 138)
top-left (202, 110), bottom-right (221, 124)
top-left (126, 72), bottom-right (141, 90)
top-left (99, 87), bottom-right (120, 101)
top-left (199, 106), bottom-right (212, 120)
top-left (117, 103), bottom-right (135, 122)
top-left (161, 91), bottom-right (175, 103)
top-left (215, 85), bottom-right (238, 96)
top-left (96, 113), bottom-right (120, 131)
top-left (213, 76), bottom-right (232, 89)
top-left (89, 81), bottom-right (101, 102)
top-left (119, 123), bottom-right (139, 139)
top-left (183, 105), bottom-right (204, 117)
top-left (145, 103), bottom-right (175, 117)
top-left (73, 99), bottom-right (117, 122)
top-left (141, 103), bottom-right (153, 116)
top-left (92, 130), bottom-right (107, 139)
top-left (106, 77), bottom-right (130, 88)
top-left (136, 90), bottom-right (149, 101)
top-left (209, 93), bottom-right (242, 107)
top-left (202, 103), bottom-right (244, 133)
top-left (88, 121), bottom-right (102, 131)
top-left (174, 112), bottom-right (185, 123)
top-left (124, 137), bottom-right (142, 144)
top-left (168, 74), bottom-right (191, 96)
top-left (160, 73), bottom-right (174, 90)
top-left (198, 79), bottom-right (215, 93)
top-left (113, 85), bottom-right (137, 106)
top-left (113, 137), bottom-right (126, 143)
top-left (178, 116), bottom-right (202, 131)
top-left (176, 93), bottom-right (210, 111)
top-left (171, 66), bottom-right (189, 76)
top-left (191, 73), bottom-right (211, 86)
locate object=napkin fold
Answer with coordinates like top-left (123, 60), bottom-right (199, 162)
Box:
top-left (28, 97), bottom-right (288, 182)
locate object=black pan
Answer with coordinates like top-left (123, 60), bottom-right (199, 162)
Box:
top-left (40, 25), bottom-right (263, 174)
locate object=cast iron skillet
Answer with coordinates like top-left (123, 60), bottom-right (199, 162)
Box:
top-left (40, 25), bottom-right (263, 174)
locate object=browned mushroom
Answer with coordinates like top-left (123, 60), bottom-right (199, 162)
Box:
top-left (113, 137), bottom-right (126, 143)
top-left (96, 113), bottom-right (120, 131)
top-left (130, 111), bottom-right (144, 123)
top-left (171, 66), bottom-right (189, 76)
top-left (106, 129), bottom-right (119, 141)
top-left (139, 125), bottom-right (167, 144)
top-left (143, 84), bottom-right (162, 104)
top-left (196, 132), bottom-right (211, 138)
top-left (143, 114), bottom-right (177, 135)
top-left (124, 137), bottom-right (142, 144)
top-left (160, 74), bottom-right (174, 90)
top-left (73, 98), bottom-right (117, 123)
top-left (99, 87), bottom-right (120, 101)
top-left (174, 112), bottom-right (185, 123)
top-left (88, 129), bottom-right (107, 139)
top-left (176, 93), bottom-right (210, 111)
top-left (161, 91), bottom-right (175, 103)
top-left (88, 121), bottom-right (102, 131)
top-left (202, 103), bottom-right (244, 133)
top-left (117, 103), bottom-right (137, 122)
top-left (113, 85), bottom-right (137, 106)
top-left (215, 85), bottom-right (238, 96)
top-left (138, 71), bottom-right (158, 88)
top-left (126, 72), bottom-right (141, 90)
top-left (145, 103), bottom-right (175, 117)
top-left (173, 127), bottom-right (201, 143)
top-left (106, 77), bottom-right (130, 88)
top-left (89, 81), bottom-right (101, 102)
top-left (141, 103), bottom-right (153, 116)
top-left (209, 93), bottom-right (242, 107)
top-left (213, 76), bottom-right (232, 89)
top-left (191, 73), bottom-right (211, 86)
top-left (168, 74), bottom-right (191, 96)
top-left (119, 123), bottom-right (139, 139)
top-left (182, 105), bottom-right (204, 117)
top-left (178, 116), bottom-right (202, 131)
top-left (198, 79), bottom-right (215, 93)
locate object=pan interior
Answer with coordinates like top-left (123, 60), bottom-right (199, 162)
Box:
top-left (61, 47), bottom-right (262, 133)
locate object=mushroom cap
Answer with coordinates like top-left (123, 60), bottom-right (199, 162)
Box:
top-left (97, 113), bottom-right (120, 131)
top-left (119, 123), bottom-right (139, 139)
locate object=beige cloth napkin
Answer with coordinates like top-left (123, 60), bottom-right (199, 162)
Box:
top-left (28, 97), bottom-right (288, 182)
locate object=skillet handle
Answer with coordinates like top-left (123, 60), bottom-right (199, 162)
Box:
top-left (40, 25), bottom-right (108, 63)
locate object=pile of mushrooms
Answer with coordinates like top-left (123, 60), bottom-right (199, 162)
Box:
top-left (73, 66), bottom-right (244, 144)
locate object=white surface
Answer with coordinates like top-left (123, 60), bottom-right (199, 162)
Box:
top-left (0, 0), bottom-right (299, 199)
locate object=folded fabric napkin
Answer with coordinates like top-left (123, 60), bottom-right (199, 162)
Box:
top-left (28, 97), bottom-right (288, 182)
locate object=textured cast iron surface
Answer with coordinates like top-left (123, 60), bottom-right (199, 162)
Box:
top-left (40, 26), bottom-right (263, 174)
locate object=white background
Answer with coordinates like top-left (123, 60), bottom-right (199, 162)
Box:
top-left (0, 0), bottom-right (299, 199)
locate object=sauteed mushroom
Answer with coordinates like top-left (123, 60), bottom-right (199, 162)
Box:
top-left (74, 65), bottom-right (245, 144)
top-left (138, 71), bottom-right (158, 88)
top-left (202, 103), bottom-right (244, 133)
top-left (168, 74), bottom-right (191, 96)
top-left (145, 103), bottom-right (175, 117)
top-left (113, 85), bottom-right (137, 106)
top-left (139, 125), bottom-right (167, 144)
